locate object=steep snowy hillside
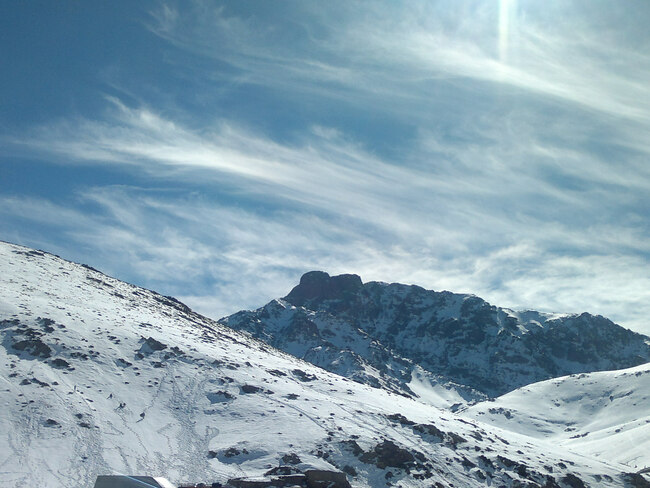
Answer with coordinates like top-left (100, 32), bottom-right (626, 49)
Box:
top-left (221, 271), bottom-right (650, 399)
top-left (0, 241), bottom-right (644, 488)
top-left (464, 363), bottom-right (650, 469)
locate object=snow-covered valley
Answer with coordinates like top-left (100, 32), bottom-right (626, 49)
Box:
top-left (1, 241), bottom-right (649, 487)
top-left (464, 363), bottom-right (650, 467)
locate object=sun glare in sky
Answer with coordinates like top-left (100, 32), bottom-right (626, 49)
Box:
top-left (1, 1), bottom-right (649, 334)
top-left (499, 0), bottom-right (516, 62)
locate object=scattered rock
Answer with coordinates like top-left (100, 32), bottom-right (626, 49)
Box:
top-left (561, 473), bottom-right (586, 488)
top-left (223, 447), bottom-right (249, 458)
top-left (340, 439), bottom-right (363, 457)
top-left (446, 432), bottom-right (467, 447)
top-left (413, 423), bottom-right (445, 440)
top-left (267, 369), bottom-right (287, 377)
top-left (624, 473), bottom-right (650, 488)
top-left (12, 339), bottom-right (52, 358)
top-left (292, 369), bottom-right (317, 382)
top-left (138, 336), bottom-right (167, 355)
top-left (50, 358), bottom-right (71, 369)
top-left (264, 466), bottom-right (301, 476)
top-left (305, 469), bottom-right (352, 488)
top-left (240, 385), bottom-right (262, 394)
top-left (281, 453), bottom-right (301, 465)
top-left (497, 455), bottom-right (517, 468)
top-left (386, 413), bottom-right (415, 426)
top-left (206, 391), bottom-right (235, 403)
top-left (359, 440), bottom-right (416, 469)
top-left (69, 351), bottom-right (90, 360)
top-left (461, 456), bottom-right (476, 469)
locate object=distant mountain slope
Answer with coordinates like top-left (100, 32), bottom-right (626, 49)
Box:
top-left (0, 242), bottom-right (642, 488)
top-left (464, 362), bottom-right (650, 468)
top-left (221, 271), bottom-right (650, 398)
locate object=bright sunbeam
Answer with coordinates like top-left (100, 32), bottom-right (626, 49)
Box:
top-left (499, 0), bottom-right (516, 62)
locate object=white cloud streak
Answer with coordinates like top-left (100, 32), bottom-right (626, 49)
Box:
top-left (148, 1), bottom-right (650, 124)
top-left (5, 95), bottom-right (650, 332)
top-left (2, 1), bottom-right (650, 334)
top-left (2, 189), bottom-right (650, 335)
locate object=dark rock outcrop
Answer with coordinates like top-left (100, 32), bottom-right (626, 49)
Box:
top-left (359, 440), bottom-right (416, 469)
top-left (12, 338), bottom-right (52, 358)
top-left (227, 469), bottom-right (350, 488)
top-left (285, 271), bottom-right (363, 308)
top-left (138, 337), bottom-right (167, 355)
top-left (305, 470), bottom-right (352, 488)
top-left (624, 472), bottom-right (650, 488)
top-left (222, 271), bottom-right (650, 397)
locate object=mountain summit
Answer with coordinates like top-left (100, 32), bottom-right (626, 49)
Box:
top-left (285, 271), bottom-right (363, 307)
top-left (222, 271), bottom-right (650, 399)
top-left (2, 245), bottom-right (649, 487)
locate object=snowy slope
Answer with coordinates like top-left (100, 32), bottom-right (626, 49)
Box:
top-left (0, 241), bottom-right (644, 488)
top-left (221, 271), bottom-right (650, 399)
top-left (464, 363), bottom-right (650, 469)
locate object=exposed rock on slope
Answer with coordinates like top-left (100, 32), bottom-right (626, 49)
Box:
top-left (0, 242), bottom-right (642, 488)
top-left (222, 271), bottom-right (650, 398)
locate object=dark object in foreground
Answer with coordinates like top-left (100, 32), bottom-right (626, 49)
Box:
top-left (96, 468), bottom-right (351, 488)
top-left (226, 469), bottom-right (351, 488)
top-left (94, 476), bottom-right (176, 488)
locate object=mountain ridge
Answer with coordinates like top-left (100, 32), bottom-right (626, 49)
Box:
top-left (2, 242), bottom-right (649, 487)
top-left (221, 270), bottom-right (650, 399)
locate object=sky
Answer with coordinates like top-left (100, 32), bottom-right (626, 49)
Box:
top-left (1, 1), bottom-right (650, 334)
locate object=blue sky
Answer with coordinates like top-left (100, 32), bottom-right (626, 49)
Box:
top-left (2, 1), bottom-right (650, 333)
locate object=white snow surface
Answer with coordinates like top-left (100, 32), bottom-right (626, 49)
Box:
top-left (0, 241), bottom-right (645, 487)
top-left (464, 363), bottom-right (650, 469)
top-left (407, 366), bottom-right (483, 410)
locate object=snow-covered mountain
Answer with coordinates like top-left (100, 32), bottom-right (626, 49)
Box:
top-left (221, 271), bottom-right (650, 400)
top-left (1, 242), bottom-right (649, 488)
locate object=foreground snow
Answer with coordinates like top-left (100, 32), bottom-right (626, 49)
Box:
top-left (465, 363), bottom-right (650, 468)
top-left (0, 242), bottom-right (646, 487)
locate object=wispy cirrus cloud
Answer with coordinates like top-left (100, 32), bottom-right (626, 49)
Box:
top-left (3, 93), bottom-right (650, 331)
top-left (7, 101), bottom-right (645, 248)
top-left (2, 1), bottom-right (649, 334)
top-left (2, 187), bottom-right (650, 334)
top-left (148, 1), bottom-right (650, 124)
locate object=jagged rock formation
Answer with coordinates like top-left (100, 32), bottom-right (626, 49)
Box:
top-left (222, 271), bottom-right (650, 398)
top-left (2, 242), bottom-right (649, 488)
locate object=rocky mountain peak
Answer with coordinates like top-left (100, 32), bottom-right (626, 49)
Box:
top-left (3, 241), bottom-right (650, 487)
top-left (284, 271), bottom-right (363, 307)
top-left (226, 271), bottom-right (650, 399)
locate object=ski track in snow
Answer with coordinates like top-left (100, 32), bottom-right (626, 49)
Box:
top-left (0, 241), bottom-right (648, 487)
